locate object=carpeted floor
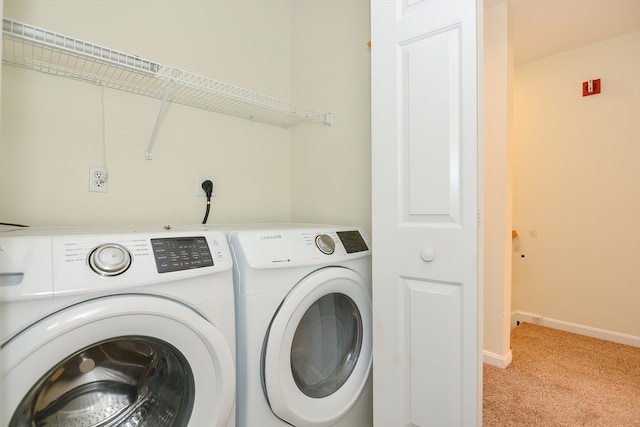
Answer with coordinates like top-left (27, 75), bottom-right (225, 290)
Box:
top-left (483, 322), bottom-right (640, 426)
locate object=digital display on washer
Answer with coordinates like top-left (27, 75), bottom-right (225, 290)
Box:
top-left (336, 231), bottom-right (369, 254)
top-left (151, 237), bottom-right (214, 273)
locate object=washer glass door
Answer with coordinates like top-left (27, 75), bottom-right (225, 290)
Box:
top-left (1, 295), bottom-right (235, 427)
top-left (11, 337), bottom-right (193, 427)
top-left (262, 267), bottom-right (372, 427)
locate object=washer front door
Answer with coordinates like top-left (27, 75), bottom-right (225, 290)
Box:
top-left (1, 295), bottom-right (235, 427)
top-left (262, 267), bottom-right (372, 427)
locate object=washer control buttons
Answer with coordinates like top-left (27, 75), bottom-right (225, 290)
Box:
top-left (89, 244), bottom-right (132, 276)
top-left (315, 234), bottom-right (336, 255)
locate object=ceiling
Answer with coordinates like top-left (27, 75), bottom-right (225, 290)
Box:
top-left (486, 0), bottom-right (640, 65)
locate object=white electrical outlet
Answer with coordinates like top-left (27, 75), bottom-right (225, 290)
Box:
top-left (196, 176), bottom-right (216, 197)
top-left (89, 166), bottom-right (108, 193)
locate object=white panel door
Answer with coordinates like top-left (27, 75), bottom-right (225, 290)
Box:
top-left (371, 1), bottom-right (482, 426)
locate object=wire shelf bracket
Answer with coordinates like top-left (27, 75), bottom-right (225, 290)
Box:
top-left (145, 78), bottom-right (176, 160)
top-left (2, 18), bottom-right (333, 159)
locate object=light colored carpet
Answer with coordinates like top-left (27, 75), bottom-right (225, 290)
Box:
top-left (483, 322), bottom-right (640, 426)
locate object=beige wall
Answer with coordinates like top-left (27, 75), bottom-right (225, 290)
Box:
top-left (1, 0), bottom-right (372, 231)
top-left (1, 1), bottom-right (294, 226)
top-left (483, 1), bottom-right (513, 364)
top-left (512, 31), bottom-right (640, 337)
top-left (290, 0), bottom-right (372, 235)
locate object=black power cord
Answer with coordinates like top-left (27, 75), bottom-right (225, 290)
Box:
top-left (201, 180), bottom-right (213, 224)
top-left (0, 222), bottom-right (29, 227)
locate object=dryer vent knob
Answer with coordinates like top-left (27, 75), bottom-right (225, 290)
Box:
top-left (89, 244), bottom-right (132, 276)
top-left (315, 234), bottom-right (336, 255)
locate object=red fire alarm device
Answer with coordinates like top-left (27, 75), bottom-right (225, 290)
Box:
top-left (582, 79), bottom-right (601, 96)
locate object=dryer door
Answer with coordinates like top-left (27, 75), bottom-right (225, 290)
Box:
top-left (1, 295), bottom-right (235, 427)
top-left (262, 267), bottom-right (372, 427)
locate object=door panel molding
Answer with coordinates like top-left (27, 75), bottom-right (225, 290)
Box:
top-left (403, 278), bottom-right (462, 426)
top-left (401, 25), bottom-right (462, 224)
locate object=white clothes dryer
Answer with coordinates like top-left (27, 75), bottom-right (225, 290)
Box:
top-left (227, 225), bottom-right (372, 427)
top-left (0, 226), bottom-right (236, 427)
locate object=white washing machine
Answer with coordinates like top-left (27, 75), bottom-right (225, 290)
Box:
top-left (0, 226), bottom-right (236, 427)
top-left (227, 225), bottom-right (372, 427)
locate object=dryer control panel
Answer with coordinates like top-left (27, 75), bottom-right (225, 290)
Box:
top-left (231, 227), bottom-right (371, 269)
top-left (314, 231), bottom-right (368, 255)
top-left (335, 230), bottom-right (369, 254)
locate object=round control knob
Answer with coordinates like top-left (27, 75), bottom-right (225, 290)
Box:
top-left (315, 234), bottom-right (336, 255)
top-left (89, 244), bottom-right (132, 276)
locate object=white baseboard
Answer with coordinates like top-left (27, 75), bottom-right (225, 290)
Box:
top-left (483, 349), bottom-right (513, 368)
top-left (511, 311), bottom-right (640, 348)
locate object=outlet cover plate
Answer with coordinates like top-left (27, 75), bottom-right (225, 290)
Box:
top-left (89, 166), bottom-right (108, 193)
top-left (196, 176), bottom-right (216, 197)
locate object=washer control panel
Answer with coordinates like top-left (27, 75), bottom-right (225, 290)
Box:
top-left (0, 227), bottom-right (233, 301)
top-left (151, 237), bottom-right (214, 273)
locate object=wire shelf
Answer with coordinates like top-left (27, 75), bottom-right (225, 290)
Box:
top-left (2, 18), bottom-right (333, 131)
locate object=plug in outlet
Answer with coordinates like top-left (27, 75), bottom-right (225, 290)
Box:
top-left (89, 166), bottom-right (108, 193)
top-left (196, 176), bottom-right (216, 197)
